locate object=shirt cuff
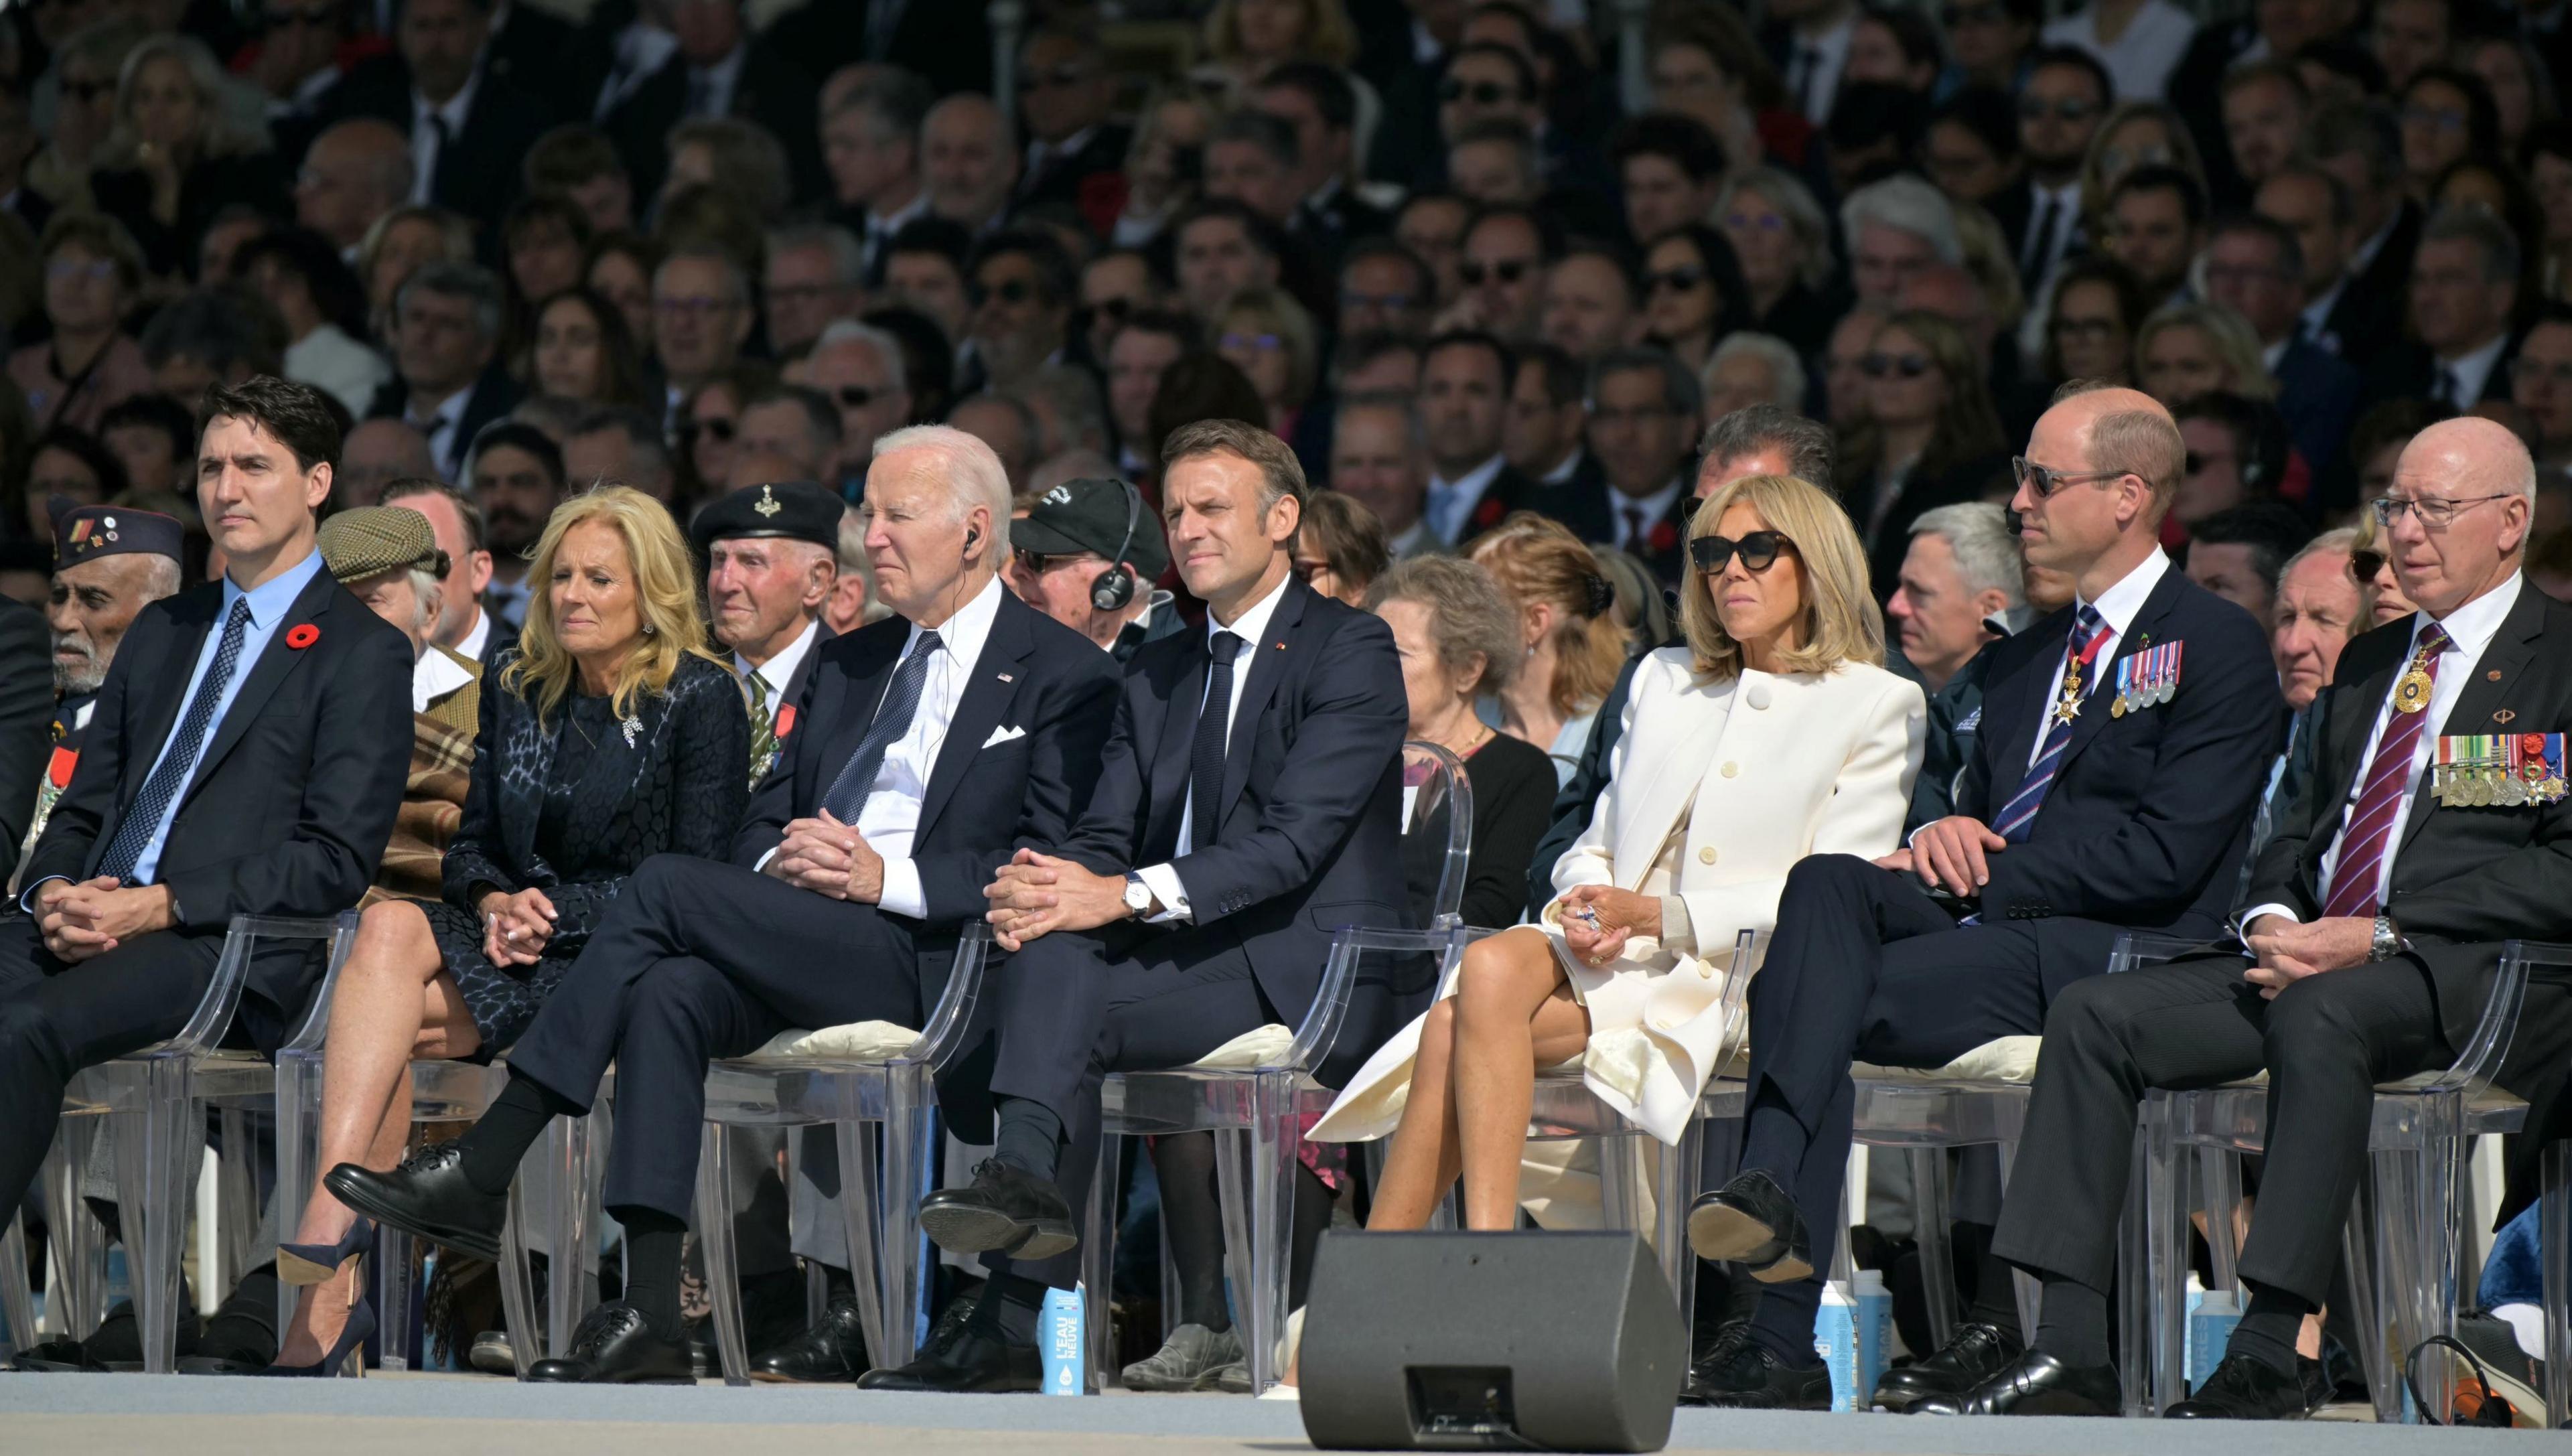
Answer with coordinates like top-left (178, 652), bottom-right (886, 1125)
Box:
top-left (876, 857), bottom-right (925, 920)
top-left (1660, 895), bottom-right (1696, 954)
top-left (1137, 863), bottom-right (1192, 923)
top-left (2236, 903), bottom-right (2299, 940)
top-left (754, 847), bottom-right (777, 873)
top-left (17, 875), bottom-right (65, 916)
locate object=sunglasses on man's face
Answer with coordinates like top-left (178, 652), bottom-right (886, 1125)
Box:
top-left (1440, 80), bottom-right (1525, 106)
top-left (1861, 352), bottom-right (1932, 380)
top-left (1017, 65), bottom-right (1092, 94)
top-left (1645, 265), bottom-right (1708, 295)
top-left (1689, 530), bottom-right (1794, 575)
top-left (836, 386), bottom-right (887, 409)
top-left (1458, 259), bottom-right (1532, 287)
top-left (679, 417), bottom-right (737, 445)
top-left (2350, 547), bottom-right (2387, 583)
top-left (973, 279), bottom-right (1037, 307)
top-left (1013, 547), bottom-right (1097, 575)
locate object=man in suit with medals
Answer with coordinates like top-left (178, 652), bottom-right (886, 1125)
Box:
top-left (1680, 386), bottom-right (2286, 1409)
top-left (697, 480), bottom-right (841, 790)
top-left (1932, 417), bottom-right (2572, 1418)
top-left (330, 426), bottom-right (1118, 1384)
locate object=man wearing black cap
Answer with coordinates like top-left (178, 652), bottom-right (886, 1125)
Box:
top-left (13, 507), bottom-right (184, 891)
top-left (696, 480), bottom-right (843, 789)
top-left (1006, 476), bottom-right (1182, 662)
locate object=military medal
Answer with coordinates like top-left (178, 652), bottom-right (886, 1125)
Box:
top-left (2052, 663), bottom-right (2085, 726)
top-left (2394, 642), bottom-right (2437, 713)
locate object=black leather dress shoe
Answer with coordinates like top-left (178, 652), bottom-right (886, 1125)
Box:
top-left (750, 1293), bottom-right (871, 1382)
top-left (523, 1303), bottom-right (695, 1384)
top-left (854, 1325), bottom-right (1041, 1392)
top-left (2164, 1352), bottom-right (2311, 1419)
top-left (325, 1144), bottom-right (506, 1262)
top-left (1684, 1171), bottom-right (1812, 1283)
top-left (918, 1160), bottom-right (1077, 1260)
top-left (1915, 1348), bottom-right (2121, 1416)
top-left (1679, 1327), bottom-right (1831, 1410)
top-left (11, 1338), bottom-right (104, 1372)
top-left (1875, 1320), bottom-right (2025, 1412)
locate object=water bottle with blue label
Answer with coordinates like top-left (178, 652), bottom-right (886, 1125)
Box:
top-left (2180, 1275), bottom-right (2205, 1380)
top-left (1853, 1268), bottom-right (1893, 1404)
top-left (2188, 1287), bottom-right (2240, 1390)
top-left (1814, 1281), bottom-right (1860, 1412)
top-left (1042, 1284), bottom-right (1088, 1395)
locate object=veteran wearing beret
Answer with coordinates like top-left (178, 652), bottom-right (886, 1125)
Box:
top-left (318, 506), bottom-right (481, 907)
top-left (11, 506), bottom-right (183, 891)
top-left (695, 480), bottom-right (842, 788)
top-left (1005, 476), bottom-right (1180, 662)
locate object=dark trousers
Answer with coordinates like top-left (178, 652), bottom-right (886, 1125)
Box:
top-left (1740, 855), bottom-right (2071, 1342)
top-left (0, 916), bottom-right (224, 1214)
top-left (1993, 952), bottom-right (2449, 1307)
top-left (986, 924), bottom-right (1281, 1291)
top-left (505, 854), bottom-right (927, 1221)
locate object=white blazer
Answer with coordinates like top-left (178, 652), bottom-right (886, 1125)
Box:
top-left (1313, 647), bottom-right (1926, 1151)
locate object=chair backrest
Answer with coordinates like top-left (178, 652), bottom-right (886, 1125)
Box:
top-left (1400, 740), bottom-right (1474, 930)
top-left (903, 922), bottom-right (995, 1068)
top-left (2429, 939), bottom-right (2549, 1100)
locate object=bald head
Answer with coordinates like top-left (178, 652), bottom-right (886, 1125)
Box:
top-left (298, 119), bottom-right (414, 249)
top-left (2386, 416), bottom-right (2534, 617)
top-left (923, 95), bottom-right (1017, 230)
top-left (2015, 386), bottom-right (2184, 592)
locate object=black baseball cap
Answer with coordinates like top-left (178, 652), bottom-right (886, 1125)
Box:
top-left (1014, 478), bottom-right (1168, 579)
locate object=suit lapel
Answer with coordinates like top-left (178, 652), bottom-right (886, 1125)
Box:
top-left (802, 622), bottom-right (904, 810)
top-left (177, 569), bottom-right (337, 810)
top-left (916, 596), bottom-right (1029, 839)
top-left (2397, 586), bottom-right (2547, 857)
top-left (1214, 579), bottom-right (1308, 832)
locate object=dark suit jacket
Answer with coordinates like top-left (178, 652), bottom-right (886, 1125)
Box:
top-left (89, 153), bottom-right (291, 279)
top-left (763, 0), bottom-right (993, 101)
top-left (1954, 562), bottom-right (2285, 993)
top-left (0, 599), bottom-right (56, 857)
top-left (732, 589), bottom-right (1117, 933)
top-left (599, 41), bottom-right (826, 210)
top-left (1534, 474), bottom-right (1692, 583)
top-left (1850, 451), bottom-right (2011, 600)
top-left (366, 364), bottom-right (526, 480)
top-left (2272, 335), bottom-right (2362, 477)
top-left (319, 55), bottom-right (555, 233)
top-left (1054, 575), bottom-right (1409, 1041)
top-left (27, 564), bottom-right (413, 1015)
top-left (2346, 202), bottom-right (2424, 338)
top-left (474, 611), bottom-right (521, 672)
top-left (481, 0), bottom-right (579, 121)
top-left (2360, 334), bottom-right (2521, 415)
top-left (1016, 123), bottom-right (1132, 217)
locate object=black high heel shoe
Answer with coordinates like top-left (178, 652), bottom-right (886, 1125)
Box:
top-left (277, 1217), bottom-right (376, 1287)
top-left (255, 1264), bottom-right (376, 1378)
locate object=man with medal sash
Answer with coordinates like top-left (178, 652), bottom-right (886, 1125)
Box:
top-left (1937, 416), bottom-right (2572, 1419)
top-left (1676, 386), bottom-right (2287, 1410)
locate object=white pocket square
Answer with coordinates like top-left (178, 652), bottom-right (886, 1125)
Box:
top-left (981, 724), bottom-right (1027, 749)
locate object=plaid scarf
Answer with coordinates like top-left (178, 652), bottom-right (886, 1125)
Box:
top-left (365, 703), bottom-right (477, 909)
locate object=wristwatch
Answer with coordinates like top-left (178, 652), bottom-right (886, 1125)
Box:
top-left (1123, 871), bottom-right (1156, 919)
top-left (2368, 914), bottom-right (2405, 962)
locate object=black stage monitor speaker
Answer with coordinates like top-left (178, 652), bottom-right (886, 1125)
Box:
top-left (1298, 1230), bottom-right (1685, 1453)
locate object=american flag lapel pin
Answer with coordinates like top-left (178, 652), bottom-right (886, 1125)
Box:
top-left (998, 672), bottom-right (1015, 682)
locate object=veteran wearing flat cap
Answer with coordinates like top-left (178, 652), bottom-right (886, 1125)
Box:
top-left (1005, 476), bottom-right (1181, 662)
top-left (697, 480), bottom-right (843, 787)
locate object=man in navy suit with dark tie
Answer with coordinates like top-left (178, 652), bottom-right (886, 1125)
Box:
top-left (1680, 386), bottom-right (2285, 1410)
top-left (861, 419), bottom-right (1410, 1392)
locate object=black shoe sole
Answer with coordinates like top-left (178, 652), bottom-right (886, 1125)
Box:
top-left (324, 1168), bottom-right (504, 1263)
top-left (1685, 1202), bottom-right (1812, 1283)
top-left (917, 1201), bottom-right (1078, 1261)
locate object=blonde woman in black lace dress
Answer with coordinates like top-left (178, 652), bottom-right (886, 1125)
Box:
top-left (262, 485), bottom-right (747, 1373)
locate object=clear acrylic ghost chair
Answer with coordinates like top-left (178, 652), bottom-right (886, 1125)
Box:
top-left (1077, 741), bottom-right (1474, 1395)
top-left (1846, 1054), bottom-right (2046, 1352)
top-left (2540, 1133), bottom-right (2572, 1429)
top-left (2115, 932), bottom-right (2539, 1421)
top-left (689, 924), bottom-right (993, 1385)
top-left (3, 1126), bottom-right (109, 1353)
top-left (42, 913), bottom-right (360, 1374)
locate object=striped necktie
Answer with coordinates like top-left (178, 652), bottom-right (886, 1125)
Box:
top-left (2319, 622), bottom-right (2452, 920)
top-left (1993, 605), bottom-right (2111, 843)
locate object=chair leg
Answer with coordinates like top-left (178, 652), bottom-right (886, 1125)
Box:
top-left (1238, 1076), bottom-right (1299, 1395)
top-left (2340, 1179), bottom-right (2396, 1422)
top-left (1908, 1148), bottom-right (1956, 1350)
top-left (832, 1119), bottom-right (888, 1371)
top-left (1992, 1139), bottom-right (2041, 1343)
top-left (2409, 1109), bottom-right (2470, 1425)
top-left (1083, 1133), bottom-right (1121, 1392)
top-left (2145, 1106), bottom-right (2188, 1412)
top-left (543, 1110), bottom-right (601, 1357)
top-left (877, 1072), bottom-right (932, 1371)
top-left (121, 1062), bottom-right (197, 1374)
top-left (2541, 1141), bottom-right (2569, 1431)
top-left (372, 1222), bottom-right (412, 1374)
top-left (1, 1210), bottom-right (32, 1359)
top-left (500, 1170), bottom-right (542, 1374)
top-left (215, 1108), bottom-right (255, 1298)
top-left (2118, 1120), bottom-right (2153, 1418)
top-left (1656, 1118), bottom-right (1706, 1338)
top-left (694, 1122), bottom-right (750, 1386)
top-left (2201, 1148), bottom-right (2243, 1295)
top-left (273, 1054), bottom-right (317, 1339)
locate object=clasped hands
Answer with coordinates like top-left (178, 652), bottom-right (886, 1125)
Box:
top-left (1557, 885), bottom-right (1660, 966)
top-left (1874, 815), bottom-right (2009, 896)
top-left (983, 849), bottom-right (1135, 952)
top-left (33, 877), bottom-right (174, 962)
top-left (2240, 914), bottom-right (2373, 999)
top-left (764, 810), bottom-right (886, 903)
top-left (478, 886), bottom-right (557, 966)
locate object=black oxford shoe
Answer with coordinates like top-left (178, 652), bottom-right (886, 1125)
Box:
top-left (1684, 1170), bottom-right (1812, 1283)
top-left (1680, 1326), bottom-right (1832, 1410)
top-left (749, 1293), bottom-right (871, 1383)
top-left (523, 1303), bottom-right (695, 1384)
top-left (325, 1144), bottom-right (506, 1262)
top-left (854, 1325), bottom-right (1042, 1393)
top-left (917, 1159), bottom-right (1077, 1260)
top-left (1916, 1348), bottom-right (2121, 1416)
top-left (1876, 1320), bottom-right (2024, 1412)
top-left (2164, 1352), bottom-right (2311, 1420)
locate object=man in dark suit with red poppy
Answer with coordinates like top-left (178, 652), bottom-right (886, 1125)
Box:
top-left (1537, 348), bottom-right (1701, 585)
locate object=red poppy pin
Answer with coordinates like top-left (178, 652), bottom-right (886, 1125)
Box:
top-left (286, 624), bottom-right (319, 650)
top-left (1648, 521), bottom-right (1680, 555)
top-left (1474, 496), bottom-right (1506, 529)
top-left (776, 705), bottom-right (798, 738)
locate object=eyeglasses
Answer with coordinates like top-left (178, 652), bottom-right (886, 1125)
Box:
top-left (1457, 259), bottom-right (1532, 286)
top-left (1861, 352), bottom-right (1932, 379)
top-left (2011, 455), bottom-right (2133, 498)
top-left (60, 79), bottom-right (115, 104)
top-left (2182, 451), bottom-right (2233, 476)
top-left (1439, 79), bottom-right (1526, 106)
top-left (1220, 331), bottom-right (1283, 352)
top-left (46, 259), bottom-right (116, 283)
top-left (2019, 97), bottom-right (2100, 123)
top-left (1723, 212), bottom-right (1788, 233)
top-left (1291, 557), bottom-right (1335, 583)
top-left (1645, 265), bottom-right (1708, 294)
top-left (2370, 493), bottom-right (2512, 528)
top-left (2349, 547), bottom-right (2387, 582)
top-left (1689, 530), bottom-right (1794, 574)
top-left (835, 385), bottom-right (887, 409)
top-left (972, 279), bottom-right (1036, 307)
top-left (678, 417), bottom-right (737, 445)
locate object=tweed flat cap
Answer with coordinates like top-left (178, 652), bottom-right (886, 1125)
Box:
top-left (319, 506), bottom-right (449, 583)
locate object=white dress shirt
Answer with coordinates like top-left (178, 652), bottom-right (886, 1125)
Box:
top-left (684, 44), bottom-right (746, 119)
top-left (409, 72), bottom-right (480, 206)
top-left (593, 20), bottom-right (678, 120)
top-left (734, 617), bottom-right (819, 727)
top-left (2299, 276), bottom-right (2350, 352)
top-left (1785, 12), bottom-right (1857, 125)
top-left (407, 383), bottom-right (471, 481)
top-left (1137, 569), bottom-right (1294, 920)
top-left (485, 571), bottom-right (533, 630)
top-left (2243, 575), bottom-right (2521, 930)
top-left (455, 607), bottom-right (492, 661)
top-left (2433, 331), bottom-right (2510, 411)
top-left (1541, 447), bottom-right (1585, 486)
top-left (847, 575), bottom-right (1005, 920)
top-left (2019, 179), bottom-right (2083, 289)
top-left (412, 644), bottom-right (476, 713)
top-left (1425, 453), bottom-right (1508, 546)
top-left (2025, 547), bottom-right (2169, 771)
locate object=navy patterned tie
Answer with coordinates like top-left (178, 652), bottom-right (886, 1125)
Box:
top-left (98, 598), bottom-right (253, 883)
top-left (1190, 632), bottom-right (1243, 846)
top-left (818, 630), bottom-right (941, 824)
top-left (1992, 605), bottom-right (2111, 844)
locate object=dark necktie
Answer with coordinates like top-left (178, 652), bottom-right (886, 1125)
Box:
top-left (1623, 506), bottom-right (1650, 554)
top-left (1993, 605), bottom-right (2111, 843)
top-left (685, 70), bottom-right (713, 117)
top-left (818, 630), bottom-right (941, 824)
top-left (1792, 44), bottom-right (1822, 116)
top-left (98, 598), bottom-right (254, 883)
top-left (1190, 632), bottom-right (1243, 845)
top-left (2023, 194), bottom-right (2056, 279)
top-left (2435, 365), bottom-right (2462, 409)
top-left (426, 113), bottom-right (451, 192)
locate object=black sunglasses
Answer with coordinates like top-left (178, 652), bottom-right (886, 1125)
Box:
top-left (2350, 547), bottom-right (2386, 582)
top-left (1689, 530), bottom-right (1795, 574)
top-left (972, 279), bottom-right (1036, 307)
top-left (1645, 265), bottom-right (1708, 294)
top-left (1457, 259), bottom-right (1531, 286)
top-left (2011, 455), bottom-right (2127, 499)
top-left (1861, 352), bottom-right (1932, 380)
top-left (1085, 296), bottom-right (1135, 323)
top-left (1012, 547), bottom-right (1093, 575)
top-left (60, 79), bottom-right (115, 104)
top-left (2184, 450), bottom-right (2234, 476)
top-left (679, 417), bottom-right (737, 445)
top-left (836, 385), bottom-right (885, 409)
top-left (1439, 79), bottom-right (1526, 106)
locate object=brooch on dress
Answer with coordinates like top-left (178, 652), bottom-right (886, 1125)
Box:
top-left (622, 715), bottom-right (642, 748)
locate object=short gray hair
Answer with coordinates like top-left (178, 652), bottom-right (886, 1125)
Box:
top-left (768, 223), bottom-right (865, 287)
top-left (872, 423), bottom-right (1013, 555)
top-left (1703, 333), bottom-right (1807, 413)
top-left (1841, 175), bottom-right (1962, 267)
top-left (2421, 203), bottom-right (2524, 289)
top-left (1364, 555), bottom-right (1521, 695)
top-left (1908, 502), bottom-right (2025, 609)
top-left (1697, 403), bottom-right (1833, 485)
top-left (2284, 525), bottom-right (2360, 577)
top-left (395, 261), bottom-right (504, 342)
top-left (816, 319), bottom-right (909, 394)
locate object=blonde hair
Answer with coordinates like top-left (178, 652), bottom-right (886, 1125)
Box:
top-left (502, 486), bottom-right (721, 724)
top-left (2135, 302), bottom-right (2276, 403)
top-left (1220, 285), bottom-right (1321, 411)
top-left (1205, 0), bottom-right (1358, 66)
top-left (1467, 512), bottom-right (1625, 719)
top-left (1678, 474), bottom-right (1886, 680)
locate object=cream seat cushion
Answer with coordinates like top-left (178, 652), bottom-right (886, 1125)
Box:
top-left (1853, 1035), bottom-right (2042, 1085)
top-left (745, 1021), bottom-right (918, 1061)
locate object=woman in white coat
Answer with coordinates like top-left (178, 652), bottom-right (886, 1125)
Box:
top-left (1313, 474), bottom-right (1926, 1230)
